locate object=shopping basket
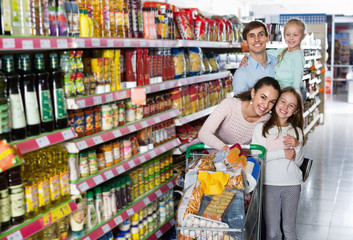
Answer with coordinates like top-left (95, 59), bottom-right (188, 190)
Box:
top-left (177, 143), bottom-right (266, 240)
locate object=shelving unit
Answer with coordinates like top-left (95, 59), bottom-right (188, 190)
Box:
top-left (173, 139), bottom-right (201, 155)
top-left (304, 115), bottom-right (320, 135)
top-left (175, 105), bottom-right (218, 126)
top-left (81, 176), bottom-right (177, 240)
top-left (144, 215), bottom-right (176, 240)
top-left (0, 200), bottom-right (78, 240)
top-left (304, 99), bottom-right (322, 118)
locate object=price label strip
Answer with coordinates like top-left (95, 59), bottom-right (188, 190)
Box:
top-left (143, 197), bottom-right (151, 206)
top-left (78, 182), bottom-right (89, 192)
top-left (93, 175), bottom-right (104, 185)
top-left (76, 38), bottom-right (85, 48)
top-left (156, 230), bottom-right (163, 238)
top-left (22, 40), bottom-right (33, 49)
top-left (6, 230), bottom-right (23, 240)
top-left (2, 38), bottom-right (15, 49)
top-left (116, 165), bottom-right (125, 174)
top-left (101, 224), bottom-right (111, 233)
top-left (126, 208), bottom-right (135, 216)
top-left (51, 203), bottom-right (72, 222)
top-left (92, 136), bottom-right (104, 145)
top-left (128, 160), bottom-right (136, 169)
top-left (93, 96), bottom-right (102, 105)
top-left (76, 141), bottom-right (89, 150)
top-left (105, 93), bottom-right (113, 102)
top-left (104, 170), bottom-right (114, 180)
top-left (113, 130), bottom-right (122, 138)
top-left (62, 129), bottom-right (75, 140)
top-left (36, 136), bottom-right (51, 148)
top-left (114, 215), bottom-right (123, 225)
top-left (167, 182), bottom-right (174, 189)
top-left (155, 189), bottom-right (162, 198)
top-left (40, 39), bottom-right (51, 48)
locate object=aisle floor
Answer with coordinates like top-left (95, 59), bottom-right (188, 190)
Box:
top-left (296, 94), bottom-right (353, 240)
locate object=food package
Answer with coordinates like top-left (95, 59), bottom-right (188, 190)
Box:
top-left (174, 11), bottom-right (195, 40)
top-left (198, 171), bottom-right (229, 195)
top-left (183, 86), bottom-right (191, 116)
top-left (184, 49), bottom-right (191, 77)
top-left (202, 55), bottom-right (211, 74)
top-left (205, 18), bottom-right (214, 41)
top-left (172, 48), bottom-right (186, 79)
top-left (188, 47), bottom-right (202, 76)
top-left (189, 85), bottom-right (199, 113)
top-left (207, 53), bottom-right (220, 73)
top-left (170, 88), bottom-right (183, 115)
top-left (202, 189), bottom-right (236, 221)
top-left (198, 83), bottom-right (204, 111)
top-left (225, 173), bottom-right (244, 190)
top-left (194, 15), bottom-right (206, 41)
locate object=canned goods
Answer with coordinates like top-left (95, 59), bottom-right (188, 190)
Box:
top-left (169, 165), bottom-right (173, 178)
top-left (149, 175), bottom-right (155, 189)
top-left (130, 170), bottom-right (139, 185)
top-left (155, 172), bottom-right (160, 186)
top-left (144, 177), bottom-right (149, 192)
top-left (138, 168), bottom-right (144, 182)
top-left (161, 169), bottom-right (165, 183)
top-left (154, 159), bottom-right (160, 173)
top-left (165, 167), bottom-right (170, 179)
top-left (139, 181), bottom-right (145, 196)
top-left (148, 162), bottom-right (154, 176)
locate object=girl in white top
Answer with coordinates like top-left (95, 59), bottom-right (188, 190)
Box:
top-left (252, 87), bottom-right (305, 240)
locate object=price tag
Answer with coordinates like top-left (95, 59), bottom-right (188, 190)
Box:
top-left (155, 189), bottom-right (162, 197)
top-left (2, 38), bottom-right (15, 49)
top-left (92, 38), bottom-right (101, 47)
top-left (140, 121), bottom-right (148, 128)
top-left (102, 224), bottom-right (111, 233)
top-left (22, 40), bottom-right (33, 49)
top-left (76, 141), bottom-right (89, 150)
top-left (42, 212), bottom-right (52, 226)
top-left (120, 91), bottom-right (127, 99)
top-left (40, 39), bottom-right (51, 48)
top-left (169, 81), bottom-right (175, 88)
top-left (7, 231), bottom-right (23, 240)
top-left (140, 40), bottom-right (147, 47)
top-left (36, 136), bottom-right (50, 148)
top-left (161, 146), bottom-right (167, 152)
top-left (76, 38), bottom-right (85, 47)
top-left (62, 129), bottom-right (75, 140)
top-left (154, 117), bottom-right (161, 123)
top-left (114, 215), bottom-right (123, 225)
top-left (128, 125), bottom-right (137, 132)
top-left (170, 111), bottom-right (176, 117)
top-left (139, 155), bottom-right (146, 163)
top-left (113, 130), bottom-right (121, 138)
top-left (143, 197), bottom-right (151, 206)
top-left (51, 203), bottom-right (71, 221)
top-left (150, 151), bottom-right (156, 158)
top-left (76, 99), bottom-right (86, 108)
top-left (128, 160), bottom-right (136, 169)
top-left (104, 170), bottom-right (114, 180)
top-left (107, 39), bottom-right (114, 47)
top-left (57, 39), bottom-right (68, 48)
top-left (160, 83), bottom-right (166, 91)
top-left (145, 86), bottom-right (151, 93)
top-left (127, 208), bottom-right (135, 216)
top-left (93, 96), bottom-right (102, 105)
top-left (167, 182), bottom-right (174, 189)
top-left (124, 39), bottom-right (131, 47)
top-left (170, 218), bottom-right (176, 226)
top-left (116, 165), bottom-right (125, 174)
top-left (156, 230), bottom-right (163, 238)
top-left (93, 175), bottom-right (104, 185)
top-left (93, 136), bottom-right (104, 145)
top-left (78, 182), bottom-right (89, 192)
top-left (105, 93), bottom-right (113, 102)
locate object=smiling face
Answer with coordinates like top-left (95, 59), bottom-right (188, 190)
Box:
top-left (244, 27), bottom-right (268, 54)
top-left (275, 92), bottom-right (299, 125)
top-left (284, 23), bottom-right (305, 51)
top-left (251, 85), bottom-right (279, 116)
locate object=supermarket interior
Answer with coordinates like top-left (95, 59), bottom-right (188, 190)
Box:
top-left (0, 0), bottom-right (353, 240)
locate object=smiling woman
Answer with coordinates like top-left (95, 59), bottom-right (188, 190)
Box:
top-left (198, 77), bottom-right (281, 151)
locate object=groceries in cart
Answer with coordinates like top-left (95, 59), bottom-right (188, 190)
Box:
top-left (177, 143), bottom-right (263, 240)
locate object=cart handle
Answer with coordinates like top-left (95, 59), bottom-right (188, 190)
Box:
top-left (185, 143), bottom-right (266, 160)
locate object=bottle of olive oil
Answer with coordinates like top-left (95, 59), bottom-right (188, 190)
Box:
top-left (7, 166), bottom-right (25, 225)
top-left (0, 58), bottom-right (11, 142)
top-left (22, 154), bottom-right (39, 219)
top-left (48, 146), bottom-right (61, 206)
top-left (36, 151), bottom-right (51, 213)
top-left (0, 171), bottom-right (10, 230)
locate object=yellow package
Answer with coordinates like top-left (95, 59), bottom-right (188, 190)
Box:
top-left (114, 50), bottom-right (121, 90)
top-left (102, 50), bottom-right (116, 91)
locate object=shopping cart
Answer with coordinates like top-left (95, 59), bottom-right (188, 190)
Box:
top-left (177, 143), bottom-right (266, 240)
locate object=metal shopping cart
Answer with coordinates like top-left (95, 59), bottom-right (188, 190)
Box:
top-left (177, 143), bottom-right (266, 240)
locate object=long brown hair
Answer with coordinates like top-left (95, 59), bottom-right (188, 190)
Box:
top-left (235, 76), bottom-right (281, 101)
top-left (277, 19), bottom-right (306, 64)
top-left (262, 87), bottom-right (305, 144)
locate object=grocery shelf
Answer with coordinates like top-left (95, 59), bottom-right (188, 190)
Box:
top-left (175, 105), bottom-right (218, 126)
top-left (304, 63), bottom-right (312, 69)
top-left (144, 215), bottom-right (176, 240)
top-left (0, 200), bottom-right (78, 240)
top-left (66, 89), bottom-right (130, 110)
top-left (81, 176), bottom-right (177, 240)
top-left (144, 80), bottom-right (180, 94)
top-left (11, 127), bottom-right (77, 154)
top-left (307, 89), bottom-right (319, 99)
top-left (303, 99), bottom-right (321, 118)
top-left (304, 55), bottom-right (322, 61)
top-left (65, 109), bottom-right (181, 152)
top-left (304, 115), bottom-right (320, 135)
top-left (302, 74), bottom-right (311, 81)
top-left (309, 78), bottom-right (322, 85)
top-left (173, 138), bottom-right (201, 155)
top-left (73, 138), bottom-right (181, 193)
top-left (178, 71), bottom-right (231, 86)
top-left (0, 37), bottom-right (242, 51)
top-left (225, 62), bottom-right (240, 70)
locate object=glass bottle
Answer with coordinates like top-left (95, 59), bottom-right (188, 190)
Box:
top-left (49, 53), bottom-right (68, 129)
top-left (1, 55), bottom-right (27, 141)
top-left (0, 59), bottom-right (11, 142)
top-left (1, 0), bottom-right (12, 35)
top-left (0, 172), bottom-right (10, 230)
top-left (7, 166), bottom-right (25, 225)
top-left (34, 54), bottom-right (55, 133)
top-left (19, 54), bottom-right (41, 137)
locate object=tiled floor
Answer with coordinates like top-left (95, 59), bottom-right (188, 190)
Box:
top-left (296, 94), bottom-right (353, 240)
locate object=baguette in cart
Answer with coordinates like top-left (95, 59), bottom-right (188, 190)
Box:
top-left (176, 143), bottom-right (266, 240)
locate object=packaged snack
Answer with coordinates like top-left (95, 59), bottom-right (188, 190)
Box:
top-left (183, 86), bottom-right (191, 116)
top-left (202, 189), bottom-right (236, 221)
top-left (207, 53), bottom-right (219, 73)
top-left (184, 49), bottom-right (190, 77)
top-left (205, 18), bottom-right (214, 41)
top-left (170, 88), bottom-right (183, 114)
top-left (202, 55), bottom-right (211, 74)
top-left (171, 48), bottom-right (185, 79)
top-left (226, 174), bottom-right (244, 190)
top-left (182, 183), bottom-right (203, 219)
top-left (174, 12), bottom-right (194, 40)
top-left (194, 15), bottom-right (206, 41)
top-left (188, 47), bottom-right (202, 76)
top-left (189, 85), bottom-right (198, 113)
top-left (198, 83), bottom-right (204, 111)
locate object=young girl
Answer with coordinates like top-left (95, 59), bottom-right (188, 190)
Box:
top-left (252, 87), bottom-right (305, 240)
top-left (242, 19), bottom-right (306, 91)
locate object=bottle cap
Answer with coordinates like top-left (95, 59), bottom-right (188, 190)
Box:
top-left (1, 55), bottom-right (14, 73)
top-left (102, 185), bottom-right (110, 193)
top-left (87, 190), bottom-right (94, 199)
top-left (94, 186), bottom-right (101, 195)
top-left (34, 54), bottom-right (45, 71)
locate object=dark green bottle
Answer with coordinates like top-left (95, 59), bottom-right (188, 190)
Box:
top-left (0, 172), bottom-right (10, 230)
top-left (34, 54), bottom-right (55, 133)
top-left (0, 58), bottom-right (11, 142)
top-left (49, 53), bottom-right (68, 130)
top-left (1, 55), bottom-right (27, 141)
top-left (19, 54), bottom-right (41, 137)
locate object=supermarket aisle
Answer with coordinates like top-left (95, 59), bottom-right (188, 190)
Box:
top-left (296, 94), bottom-right (353, 240)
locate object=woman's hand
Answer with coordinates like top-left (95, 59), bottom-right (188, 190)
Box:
top-left (283, 134), bottom-right (300, 148)
top-left (240, 55), bottom-right (249, 67)
top-left (221, 145), bottom-right (229, 152)
top-left (284, 149), bottom-right (296, 160)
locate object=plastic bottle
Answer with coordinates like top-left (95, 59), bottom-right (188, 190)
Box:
top-left (110, 182), bottom-right (117, 215)
top-left (57, 146), bottom-right (70, 201)
top-left (74, 51), bottom-right (85, 95)
top-left (60, 51), bottom-right (76, 97)
top-left (94, 187), bottom-right (103, 223)
top-left (86, 190), bottom-right (97, 230)
top-left (57, 0), bottom-right (68, 36)
top-left (69, 195), bottom-right (84, 236)
top-left (115, 178), bottom-right (122, 210)
top-left (43, 222), bottom-right (60, 239)
top-left (48, 147), bottom-right (61, 205)
top-left (103, 0), bottom-right (111, 37)
top-left (22, 157), bottom-right (39, 219)
top-left (1, 0), bottom-right (12, 35)
top-left (19, 54), bottom-right (41, 137)
top-left (2, 55), bottom-right (27, 141)
top-left (71, 2), bottom-right (80, 37)
top-left (57, 217), bottom-right (69, 240)
top-left (125, 175), bottom-right (132, 204)
top-left (88, 150), bottom-right (98, 174)
top-left (79, 8), bottom-right (89, 37)
top-left (0, 172), bottom-right (10, 230)
top-left (85, 9), bottom-right (94, 37)
top-left (102, 185), bottom-right (112, 220)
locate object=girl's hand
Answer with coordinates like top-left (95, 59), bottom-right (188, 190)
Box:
top-left (221, 145), bottom-right (229, 152)
top-left (284, 149), bottom-right (296, 160)
top-left (240, 55), bottom-right (249, 67)
top-left (283, 134), bottom-right (300, 148)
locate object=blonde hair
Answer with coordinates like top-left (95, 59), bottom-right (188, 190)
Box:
top-left (277, 19), bottom-right (306, 64)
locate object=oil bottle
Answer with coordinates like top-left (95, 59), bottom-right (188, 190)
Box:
top-left (36, 151), bottom-right (51, 213)
top-left (1, 0), bottom-right (12, 35)
top-left (57, 145), bottom-right (70, 201)
top-left (0, 58), bottom-right (11, 142)
top-left (22, 154), bottom-right (39, 219)
top-left (7, 166), bottom-right (25, 225)
top-left (0, 171), bottom-right (10, 230)
top-left (48, 146), bottom-right (61, 206)
top-left (34, 53), bottom-right (55, 133)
